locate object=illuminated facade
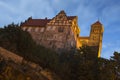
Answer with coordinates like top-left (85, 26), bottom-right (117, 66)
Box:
top-left (21, 10), bottom-right (104, 57)
top-left (79, 21), bottom-right (104, 57)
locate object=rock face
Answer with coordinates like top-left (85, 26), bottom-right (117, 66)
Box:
top-left (0, 47), bottom-right (60, 80)
top-left (21, 10), bottom-right (104, 57)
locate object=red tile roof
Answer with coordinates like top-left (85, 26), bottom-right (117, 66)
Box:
top-left (92, 21), bottom-right (102, 25)
top-left (21, 16), bottom-right (77, 27)
top-left (21, 18), bottom-right (51, 27)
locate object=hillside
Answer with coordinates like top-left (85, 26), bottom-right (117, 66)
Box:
top-left (0, 47), bottom-right (60, 80)
top-left (0, 58), bottom-right (47, 80)
top-left (0, 23), bottom-right (120, 80)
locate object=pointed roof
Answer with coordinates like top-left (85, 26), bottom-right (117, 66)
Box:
top-left (59, 10), bottom-right (66, 14)
top-left (92, 21), bottom-right (102, 25)
top-left (58, 10), bottom-right (77, 20)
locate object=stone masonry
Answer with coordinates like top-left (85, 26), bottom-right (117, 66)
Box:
top-left (21, 10), bottom-right (104, 57)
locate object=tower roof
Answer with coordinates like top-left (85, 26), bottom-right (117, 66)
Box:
top-left (92, 21), bottom-right (102, 25)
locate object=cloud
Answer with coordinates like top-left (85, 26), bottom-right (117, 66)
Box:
top-left (0, 0), bottom-right (120, 59)
top-left (19, 0), bottom-right (55, 18)
top-left (0, 0), bottom-right (55, 27)
top-left (101, 5), bottom-right (120, 25)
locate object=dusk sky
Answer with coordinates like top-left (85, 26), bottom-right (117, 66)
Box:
top-left (0, 0), bottom-right (120, 59)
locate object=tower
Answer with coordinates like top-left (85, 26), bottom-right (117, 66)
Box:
top-left (89, 21), bottom-right (104, 57)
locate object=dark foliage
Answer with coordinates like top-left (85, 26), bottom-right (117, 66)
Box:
top-left (0, 23), bottom-right (120, 80)
top-left (0, 23), bottom-right (59, 70)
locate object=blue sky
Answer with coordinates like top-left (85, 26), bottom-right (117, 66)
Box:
top-left (0, 0), bottom-right (120, 59)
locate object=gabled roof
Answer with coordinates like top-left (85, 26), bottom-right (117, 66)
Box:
top-left (21, 10), bottom-right (78, 27)
top-left (57, 10), bottom-right (77, 20)
top-left (21, 16), bottom-right (77, 27)
top-left (92, 21), bottom-right (102, 25)
top-left (58, 10), bottom-right (66, 14)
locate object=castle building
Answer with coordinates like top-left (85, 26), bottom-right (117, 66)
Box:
top-left (21, 10), bottom-right (104, 57)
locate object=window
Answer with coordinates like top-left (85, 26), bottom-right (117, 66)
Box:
top-left (22, 27), bottom-right (27, 31)
top-left (55, 23), bottom-right (58, 25)
top-left (46, 26), bottom-right (51, 31)
top-left (27, 27), bottom-right (32, 32)
top-left (58, 15), bottom-right (63, 19)
top-left (58, 27), bottom-right (64, 32)
top-left (77, 34), bottom-right (79, 37)
top-left (35, 28), bottom-right (39, 32)
top-left (71, 41), bottom-right (74, 47)
top-left (71, 31), bottom-right (74, 36)
top-left (31, 28), bottom-right (35, 32)
top-left (52, 26), bottom-right (56, 30)
top-left (49, 41), bottom-right (52, 45)
top-left (92, 36), bottom-right (97, 40)
top-left (40, 28), bottom-right (44, 32)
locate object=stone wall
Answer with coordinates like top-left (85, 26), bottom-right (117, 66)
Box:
top-left (21, 10), bottom-right (104, 57)
top-left (21, 11), bottom-right (79, 52)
